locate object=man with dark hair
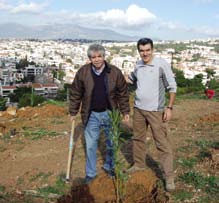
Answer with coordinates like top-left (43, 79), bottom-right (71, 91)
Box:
top-left (69, 44), bottom-right (130, 183)
top-left (128, 38), bottom-right (177, 192)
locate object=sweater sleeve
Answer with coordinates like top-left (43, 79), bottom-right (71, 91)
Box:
top-left (162, 60), bottom-right (177, 93)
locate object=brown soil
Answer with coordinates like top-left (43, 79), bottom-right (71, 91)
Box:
top-left (17, 104), bottom-right (66, 118)
top-left (199, 113), bottom-right (219, 122)
top-left (0, 99), bottom-right (218, 203)
top-left (58, 170), bottom-right (160, 203)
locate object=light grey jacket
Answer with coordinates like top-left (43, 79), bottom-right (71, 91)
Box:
top-left (129, 57), bottom-right (177, 111)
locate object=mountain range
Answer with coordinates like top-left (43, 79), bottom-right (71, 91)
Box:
top-left (0, 23), bottom-right (139, 41)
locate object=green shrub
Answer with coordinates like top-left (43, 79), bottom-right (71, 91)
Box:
top-left (207, 79), bottom-right (219, 89)
top-left (108, 109), bottom-right (128, 203)
top-left (176, 87), bottom-right (188, 95)
top-left (18, 94), bottom-right (45, 108)
top-left (10, 87), bottom-right (32, 102)
top-left (0, 97), bottom-right (7, 111)
top-left (56, 89), bottom-right (67, 101)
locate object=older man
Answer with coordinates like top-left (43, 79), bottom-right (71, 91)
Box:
top-left (69, 44), bottom-right (130, 183)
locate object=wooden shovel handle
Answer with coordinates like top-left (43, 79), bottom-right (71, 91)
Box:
top-left (66, 119), bottom-right (75, 181)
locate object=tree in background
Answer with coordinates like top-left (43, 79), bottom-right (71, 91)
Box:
top-left (57, 70), bottom-right (66, 82)
top-left (18, 94), bottom-right (45, 108)
top-left (66, 58), bottom-right (72, 64)
top-left (55, 83), bottom-right (71, 101)
top-left (16, 56), bottom-right (29, 69)
top-left (20, 75), bottom-right (35, 83)
top-left (173, 68), bottom-right (205, 94)
top-left (205, 68), bottom-right (218, 90)
top-left (191, 53), bottom-right (201, 62)
top-left (173, 68), bottom-right (188, 87)
top-left (205, 68), bottom-right (216, 80)
top-left (0, 98), bottom-right (7, 111)
top-left (8, 86), bottom-right (45, 107)
top-left (9, 87), bottom-right (32, 102)
top-left (52, 69), bottom-right (58, 82)
top-left (207, 79), bottom-right (219, 90)
top-left (52, 69), bottom-right (65, 83)
top-left (189, 74), bottom-right (205, 91)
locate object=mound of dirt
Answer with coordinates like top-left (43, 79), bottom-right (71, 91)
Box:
top-left (16, 104), bottom-right (67, 118)
top-left (199, 113), bottom-right (219, 122)
top-left (0, 104), bottom-right (67, 120)
top-left (57, 170), bottom-right (166, 203)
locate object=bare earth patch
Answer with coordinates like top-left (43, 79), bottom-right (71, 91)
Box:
top-left (0, 98), bottom-right (218, 203)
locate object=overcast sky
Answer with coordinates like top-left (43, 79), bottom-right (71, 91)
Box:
top-left (0, 0), bottom-right (219, 40)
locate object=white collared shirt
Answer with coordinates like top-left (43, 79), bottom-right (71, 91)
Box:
top-left (92, 64), bottom-right (105, 75)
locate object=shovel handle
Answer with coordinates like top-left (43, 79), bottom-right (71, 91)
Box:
top-left (66, 119), bottom-right (75, 181)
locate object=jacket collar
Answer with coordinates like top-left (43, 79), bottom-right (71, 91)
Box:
top-left (104, 61), bottom-right (111, 73)
top-left (138, 57), bottom-right (155, 67)
top-left (90, 61), bottom-right (111, 73)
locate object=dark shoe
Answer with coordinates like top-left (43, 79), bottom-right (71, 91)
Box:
top-left (102, 166), bottom-right (115, 177)
top-left (108, 169), bottom-right (115, 177)
top-left (84, 175), bottom-right (96, 184)
top-left (126, 165), bottom-right (145, 173)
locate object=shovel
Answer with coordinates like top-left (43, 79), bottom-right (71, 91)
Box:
top-left (65, 119), bottom-right (75, 182)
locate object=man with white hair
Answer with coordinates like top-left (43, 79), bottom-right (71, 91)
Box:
top-left (69, 44), bottom-right (130, 184)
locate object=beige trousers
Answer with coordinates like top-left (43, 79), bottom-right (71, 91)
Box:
top-left (132, 107), bottom-right (174, 179)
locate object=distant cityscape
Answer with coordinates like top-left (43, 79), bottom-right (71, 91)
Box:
top-left (0, 38), bottom-right (219, 99)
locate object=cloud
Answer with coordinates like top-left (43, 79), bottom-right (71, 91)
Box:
top-left (156, 19), bottom-right (219, 39)
top-left (68, 4), bottom-right (157, 29)
top-left (0, 0), bottom-right (12, 10)
top-left (156, 19), bottom-right (191, 33)
top-left (10, 1), bottom-right (48, 14)
top-left (158, 21), bottom-right (181, 30)
top-left (191, 26), bottom-right (219, 37)
top-left (1, 2), bottom-right (218, 40)
top-left (41, 4), bottom-right (219, 39)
